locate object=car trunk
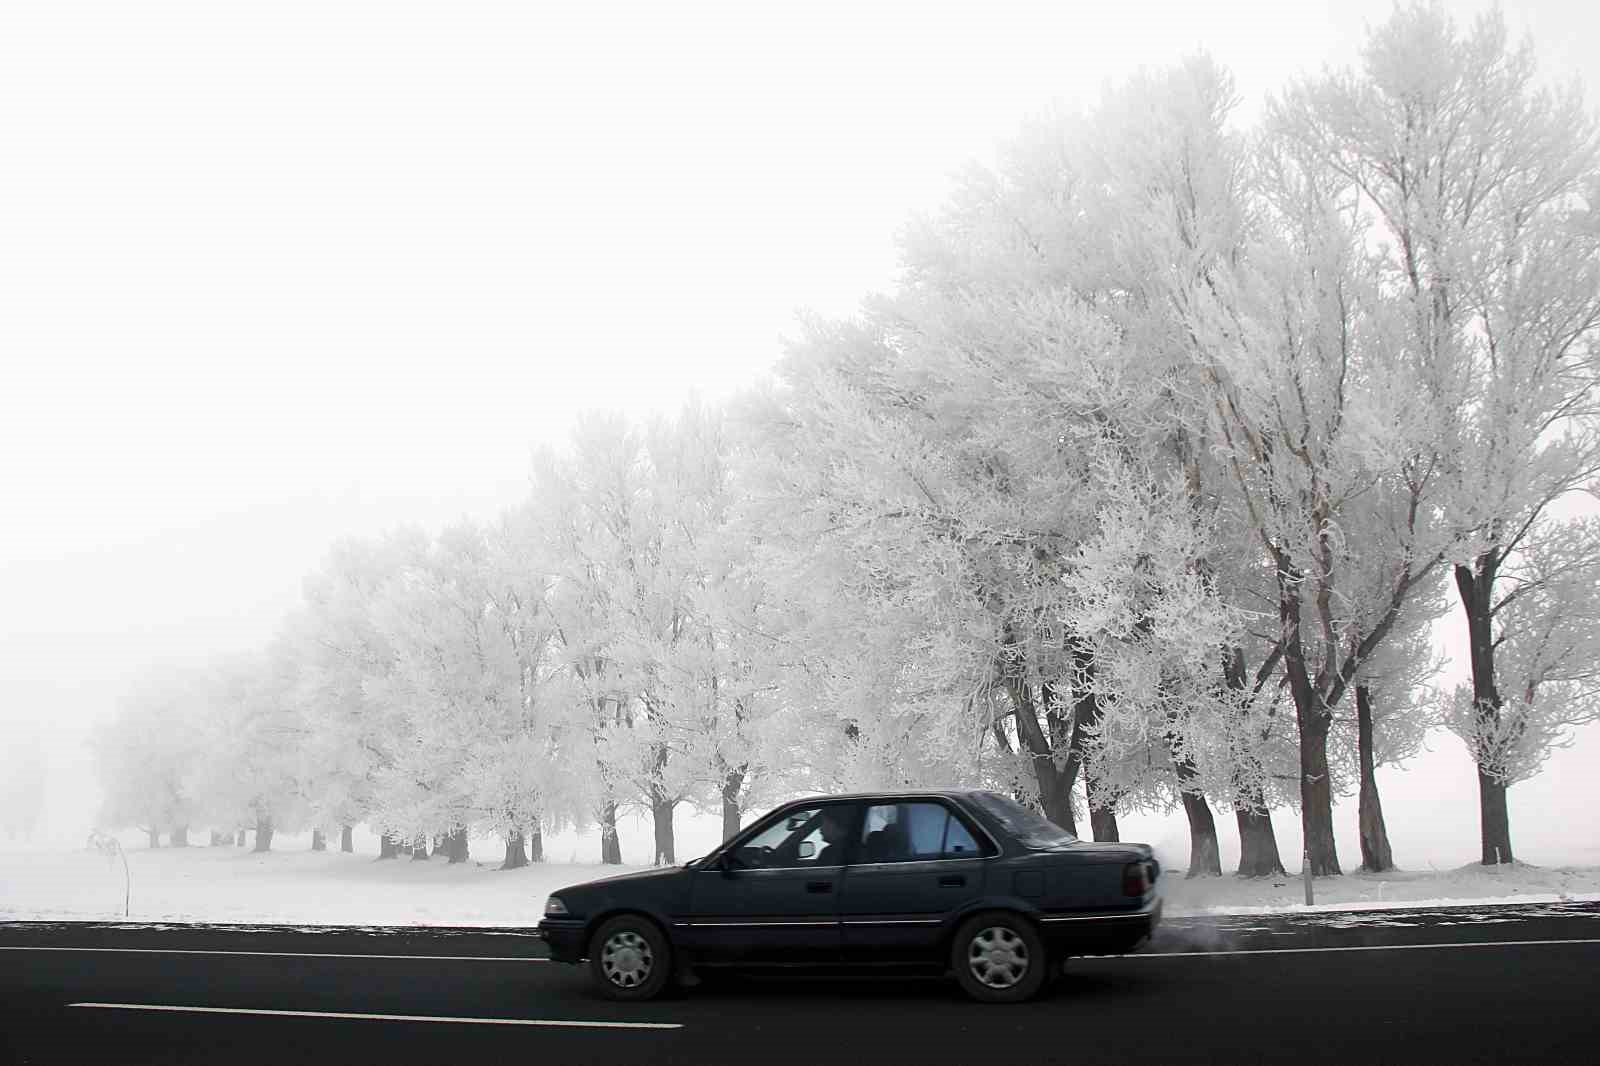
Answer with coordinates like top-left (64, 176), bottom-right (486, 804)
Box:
top-left (1038, 841), bottom-right (1155, 911)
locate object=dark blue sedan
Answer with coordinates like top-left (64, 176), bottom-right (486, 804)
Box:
top-left (537, 789), bottom-right (1160, 1003)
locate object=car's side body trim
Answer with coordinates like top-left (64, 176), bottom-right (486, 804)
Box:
top-left (687, 920), bottom-right (836, 928)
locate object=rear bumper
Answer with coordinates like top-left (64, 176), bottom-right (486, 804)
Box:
top-left (537, 919), bottom-right (588, 964)
top-left (1037, 896), bottom-right (1161, 956)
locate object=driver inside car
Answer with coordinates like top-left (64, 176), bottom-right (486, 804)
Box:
top-left (811, 807), bottom-right (849, 866)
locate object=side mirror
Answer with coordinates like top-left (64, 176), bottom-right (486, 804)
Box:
top-left (716, 852), bottom-right (736, 877)
top-left (798, 840), bottom-right (816, 859)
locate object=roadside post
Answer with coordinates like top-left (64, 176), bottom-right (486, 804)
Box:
top-left (90, 830), bottom-right (131, 918)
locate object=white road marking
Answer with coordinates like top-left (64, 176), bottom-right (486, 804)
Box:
top-left (1109, 937), bottom-right (1600, 959)
top-left (0, 946), bottom-right (545, 962)
top-left (69, 1003), bottom-right (680, 1030)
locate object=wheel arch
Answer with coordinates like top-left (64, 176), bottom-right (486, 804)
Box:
top-left (583, 906), bottom-right (676, 956)
top-left (937, 897), bottom-right (1044, 959)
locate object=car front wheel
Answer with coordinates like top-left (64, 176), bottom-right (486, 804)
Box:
top-left (588, 915), bottom-right (673, 1001)
top-left (950, 911), bottom-right (1048, 1003)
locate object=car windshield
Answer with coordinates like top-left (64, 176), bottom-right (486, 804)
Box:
top-left (968, 792), bottom-right (1078, 849)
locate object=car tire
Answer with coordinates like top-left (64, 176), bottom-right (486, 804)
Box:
top-left (950, 911), bottom-right (1048, 1004)
top-left (587, 915), bottom-right (673, 1002)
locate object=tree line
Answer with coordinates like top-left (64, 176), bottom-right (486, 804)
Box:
top-left (94, 4), bottom-right (1600, 876)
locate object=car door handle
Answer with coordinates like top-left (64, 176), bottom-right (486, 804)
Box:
top-left (939, 875), bottom-right (966, 887)
top-left (806, 880), bottom-right (833, 893)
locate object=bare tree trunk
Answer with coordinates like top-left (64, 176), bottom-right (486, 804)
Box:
top-left (1233, 768), bottom-right (1285, 878)
top-left (311, 829), bottom-right (327, 852)
top-left (235, 829), bottom-right (246, 847)
top-left (1063, 645), bottom-right (1121, 842)
top-left (340, 824), bottom-right (354, 853)
top-left (1295, 715), bottom-right (1339, 876)
top-left (1235, 805), bottom-right (1285, 877)
top-left (411, 834), bottom-right (430, 861)
top-left (1456, 561), bottom-right (1515, 865)
top-left (1088, 801), bottom-right (1120, 842)
top-left (1478, 769), bottom-right (1513, 865)
top-left (145, 827), bottom-right (159, 849)
top-left (170, 825), bottom-right (189, 847)
top-left (720, 766), bottom-right (746, 842)
top-left (1356, 685), bottom-right (1396, 872)
top-left (599, 802), bottom-right (622, 865)
top-left (1006, 677), bottom-right (1076, 834)
top-left (529, 816), bottom-right (544, 862)
top-left (502, 830), bottom-right (528, 870)
top-left (1173, 754), bottom-right (1221, 877)
top-left (252, 814), bottom-right (273, 853)
top-left (1221, 646), bottom-right (1288, 877)
top-left (445, 828), bottom-right (469, 864)
top-left (650, 793), bottom-right (676, 866)
top-left (1280, 577), bottom-right (1341, 877)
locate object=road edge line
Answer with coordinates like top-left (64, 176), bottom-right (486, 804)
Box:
top-left (67, 1003), bottom-right (679, 1030)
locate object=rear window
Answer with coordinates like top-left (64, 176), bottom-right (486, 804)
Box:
top-left (968, 792), bottom-right (1077, 849)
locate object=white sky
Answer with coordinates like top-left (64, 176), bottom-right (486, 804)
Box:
top-left (2, 1), bottom-right (1596, 857)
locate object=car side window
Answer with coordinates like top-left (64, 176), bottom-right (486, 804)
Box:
top-left (942, 814), bottom-right (981, 857)
top-left (730, 805), bottom-right (854, 868)
top-left (859, 802), bottom-right (987, 863)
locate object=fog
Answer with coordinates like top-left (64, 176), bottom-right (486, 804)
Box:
top-left (2, 0), bottom-right (1597, 865)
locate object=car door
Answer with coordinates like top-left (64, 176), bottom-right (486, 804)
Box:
top-left (838, 800), bottom-right (992, 962)
top-left (686, 803), bottom-right (857, 965)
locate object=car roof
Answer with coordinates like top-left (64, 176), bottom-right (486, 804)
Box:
top-left (777, 789), bottom-right (988, 805)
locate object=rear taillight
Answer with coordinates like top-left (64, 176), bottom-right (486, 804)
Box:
top-left (1122, 861), bottom-right (1151, 896)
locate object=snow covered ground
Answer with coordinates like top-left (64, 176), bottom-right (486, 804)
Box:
top-left (4, 837), bottom-right (1597, 926)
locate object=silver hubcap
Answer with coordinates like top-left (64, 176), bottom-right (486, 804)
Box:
top-left (600, 930), bottom-right (655, 988)
top-left (968, 926), bottom-right (1029, 989)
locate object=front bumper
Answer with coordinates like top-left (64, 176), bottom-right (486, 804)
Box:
top-left (537, 918), bottom-right (588, 964)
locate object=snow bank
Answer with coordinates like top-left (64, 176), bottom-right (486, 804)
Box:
top-left (1156, 860), bottom-right (1600, 916)
top-left (4, 844), bottom-right (1599, 926)
top-left (0, 845), bottom-right (627, 927)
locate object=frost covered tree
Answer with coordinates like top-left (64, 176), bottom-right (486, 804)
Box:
top-left (474, 507), bottom-right (583, 867)
top-left (1140, 51), bottom-right (1460, 877)
top-left (92, 668), bottom-right (213, 847)
top-left (1336, 582), bottom-right (1448, 872)
top-left (757, 68), bottom-right (1252, 880)
top-left (529, 456), bottom-right (630, 865)
top-left (1278, 2), bottom-right (1600, 864)
top-left (190, 646), bottom-right (313, 853)
top-left (0, 726), bottom-right (46, 841)
top-left (1443, 516), bottom-right (1600, 840)
top-left (528, 418), bottom-right (692, 864)
top-left (646, 403), bottom-right (801, 842)
top-left (362, 524), bottom-right (505, 863)
top-left (295, 530), bottom-right (427, 857)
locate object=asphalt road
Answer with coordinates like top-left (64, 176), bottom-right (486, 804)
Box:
top-left (2, 901), bottom-right (1596, 1065)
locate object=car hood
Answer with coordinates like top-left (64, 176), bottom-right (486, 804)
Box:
top-left (565, 865), bottom-right (688, 893)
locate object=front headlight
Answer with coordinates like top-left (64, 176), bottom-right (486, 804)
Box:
top-left (544, 895), bottom-right (569, 917)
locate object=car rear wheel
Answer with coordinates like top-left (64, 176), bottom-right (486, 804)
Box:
top-left (588, 916), bottom-right (673, 1001)
top-left (950, 912), bottom-right (1048, 1003)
